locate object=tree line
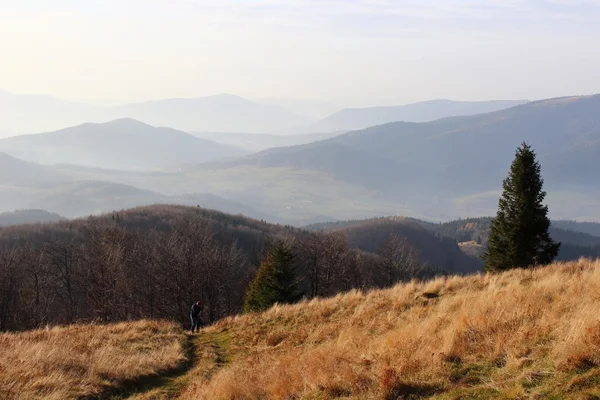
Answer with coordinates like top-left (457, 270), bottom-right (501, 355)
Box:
top-left (0, 206), bottom-right (435, 332)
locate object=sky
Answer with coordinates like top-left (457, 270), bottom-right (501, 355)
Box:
top-left (1, 0), bottom-right (600, 106)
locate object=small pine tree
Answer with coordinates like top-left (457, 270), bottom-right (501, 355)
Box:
top-left (483, 142), bottom-right (560, 272)
top-left (243, 241), bottom-right (299, 313)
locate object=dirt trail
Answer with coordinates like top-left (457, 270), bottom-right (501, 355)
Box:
top-left (102, 329), bottom-right (229, 400)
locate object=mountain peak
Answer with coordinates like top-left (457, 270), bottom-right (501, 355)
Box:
top-left (102, 118), bottom-right (154, 128)
top-left (196, 93), bottom-right (255, 106)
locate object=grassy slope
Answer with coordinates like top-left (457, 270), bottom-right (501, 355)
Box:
top-left (184, 259), bottom-right (600, 399)
top-left (6, 260), bottom-right (600, 399)
top-left (0, 320), bottom-right (185, 400)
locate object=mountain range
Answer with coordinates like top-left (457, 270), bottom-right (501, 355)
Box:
top-left (0, 152), bottom-right (276, 220)
top-left (2, 92), bottom-right (600, 223)
top-left (210, 95), bottom-right (600, 221)
top-left (2, 89), bottom-right (528, 137)
top-left (0, 209), bottom-right (65, 226)
top-left (0, 91), bottom-right (308, 135)
top-left (0, 119), bottom-right (245, 170)
top-left (309, 99), bottom-right (529, 132)
top-left (105, 94), bottom-right (309, 133)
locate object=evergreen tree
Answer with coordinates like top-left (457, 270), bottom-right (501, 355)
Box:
top-left (483, 142), bottom-right (560, 272)
top-left (243, 241), bottom-right (299, 313)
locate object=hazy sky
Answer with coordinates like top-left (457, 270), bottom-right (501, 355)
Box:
top-left (2, 0), bottom-right (600, 106)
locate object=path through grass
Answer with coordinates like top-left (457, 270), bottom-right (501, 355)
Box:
top-left (116, 330), bottom-right (231, 400)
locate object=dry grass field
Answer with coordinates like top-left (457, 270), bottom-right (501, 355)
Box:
top-left (183, 258), bottom-right (600, 399)
top-left (0, 320), bottom-right (185, 400)
top-left (4, 259), bottom-right (600, 399)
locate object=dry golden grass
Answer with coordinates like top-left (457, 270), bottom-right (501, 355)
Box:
top-left (182, 258), bottom-right (600, 399)
top-left (0, 320), bottom-right (185, 400)
top-left (5, 260), bottom-right (600, 399)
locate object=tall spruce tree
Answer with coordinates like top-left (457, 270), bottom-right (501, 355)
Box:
top-left (483, 142), bottom-right (560, 272)
top-left (243, 241), bottom-right (299, 313)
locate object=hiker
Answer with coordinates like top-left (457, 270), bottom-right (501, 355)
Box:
top-left (190, 301), bottom-right (202, 333)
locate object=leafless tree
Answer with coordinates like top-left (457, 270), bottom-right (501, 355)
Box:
top-left (377, 234), bottom-right (424, 287)
top-left (297, 232), bottom-right (351, 298)
top-left (0, 248), bottom-right (22, 331)
top-left (43, 239), bottom-right (79, 324)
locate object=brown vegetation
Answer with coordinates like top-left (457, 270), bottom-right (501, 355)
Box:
top-left (0, 205), bottom-right (441, 332)
top-left (182, 258), bottom-right (600, 399)
top-left (326, 217), bottom-right (483, 274)
top-left (5, 259), bottom-right (600, 399)
top-left (0, 320), bottom-right (184, 400)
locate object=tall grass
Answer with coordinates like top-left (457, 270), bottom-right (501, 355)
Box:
top-left (184, 258), bottom-right (600, 399)
top-left (0, 320), bottom-right (184, 400)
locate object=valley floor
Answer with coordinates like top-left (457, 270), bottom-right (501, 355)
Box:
top-left (4, 259), bottom-right (600, 399)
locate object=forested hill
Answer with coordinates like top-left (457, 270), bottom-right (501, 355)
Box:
top-left (0, 205), bottom-right (464, 332)
top-left (4, 205), bottom-right (597, 332)
top-left (310, 217), bottom-right (482, 274)
top-left (306, 216), bottom-right (600, 261)
top-left (0, 209), bottom-right (65, 226)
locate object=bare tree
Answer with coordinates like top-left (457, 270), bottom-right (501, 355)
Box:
top-left (377, 234), bottom-right (424, 287)
top-left (0, 248), bottom-right (22, 331)
top-left (43, 239), bottom-right (79, 324)
top-left (297, 232), bottom-right (351, 298)
top-left (79, 223), bottom-right (135, 322)
top-left (20, 247), bottom-right (54, 328)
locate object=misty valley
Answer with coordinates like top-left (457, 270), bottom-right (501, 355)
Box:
top-left (1, 93), bottom-right (599, 227)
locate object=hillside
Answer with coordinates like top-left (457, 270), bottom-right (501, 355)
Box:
top-left (320, 218), bottom-right (482, 274)
top-left (0, 152), bottom-right (75, 186)
top-left (0, 209), bottom-right (65, 226)
top-left (305, 216), bottom-right (600, 263)
top-left (210, 95), bottom-right (600, 220)
top-left (0, 119), bottom-right (244, 170)
top-left (553, 220), bottom-right (600, 237)
top-left (415, 216), bottom-right (600, 260)
top-left (0, 151), bottom-right (283, 220)
top-left (181, 259), bottom-right (600, 399)
top-left (193, 130), bottom-right (344, 152)
top-left (413, 217), bottom-right (600, 247)
top-left (311, 99), bottom-right (528, 132)
top-left (18, 180), bottom-right (272, 220)
top-left (0, 153), bottom-right (274, 219)
top-left (0, 204), bottom-right (483, 332)
top-left (0, 205), bottom-right (294, 331)
top-left (10, 260), bottom-right (600, 398)
top-left (0, 320), bottom-right (184, 399)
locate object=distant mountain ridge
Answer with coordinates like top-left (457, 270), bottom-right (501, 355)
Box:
top-left (0, 209), bottom-right (65, 226)
top-left (0, 119), bottom-right (245, 170)
top-left (310, 99), bottom-right (529, 132)
top-left (0, 91), bottom-right (309, 135)
top-left (215, 95), bottom-right (600, 220)
top-left (107, 94), bottom-right (309, 133)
